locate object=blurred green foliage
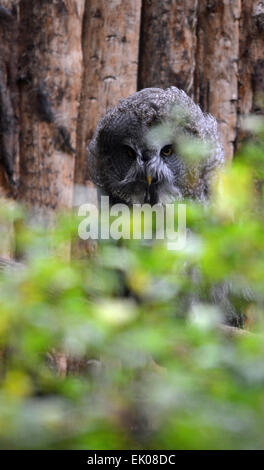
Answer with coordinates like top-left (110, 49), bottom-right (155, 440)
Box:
top-left (0, 118), bottom-right (264, 450)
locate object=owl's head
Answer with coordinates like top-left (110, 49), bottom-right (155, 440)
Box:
top-left (88, 87), bottom-right (224, 205)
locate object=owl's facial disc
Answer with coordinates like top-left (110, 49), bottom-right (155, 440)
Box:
top-left (109, 139), bottom-right (180, 204)
top-left (104, 125), bottom-right (184, 204)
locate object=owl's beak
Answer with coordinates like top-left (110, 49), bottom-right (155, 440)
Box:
top-left (144, 177), bottom-right (158, 205)
top-left (146, 175), bottom-right (152, 185)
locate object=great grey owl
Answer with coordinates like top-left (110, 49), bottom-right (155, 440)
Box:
top-left (88, 87), bottom-right (249, 328)
top-left (88, 87), bottom-right (224, 205)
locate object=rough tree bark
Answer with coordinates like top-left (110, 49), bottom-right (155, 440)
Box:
top-left (237, 0), bottom-right (264, 148)
top-left (138, 0), bottom-right (198, 99)
top-left (75, 0), bottom-right (142, 193)
top-left (18, 0), bottom-right (85, 217)
top-left (0, 0), bottom-right (19, 197)
top-left (194, 0), bottom-right (241, 161)
top-left (138, 0), bottom-right (242, 160)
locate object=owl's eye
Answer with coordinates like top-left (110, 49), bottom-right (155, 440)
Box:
top-left (161, 145), bottom-right (173, 157)
top-left (123, 145), bottom-right (136, 159)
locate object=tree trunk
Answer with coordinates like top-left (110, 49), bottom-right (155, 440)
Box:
top-left (237, 0), bottom-right (264, 148)
top-left (18, 0), bottom-right (85, 218)
top-left (194, 0), bottom-right (241, 161)
top-left (138, 0), bottom-right (242, 160)
top-left (75, 0), bottom-right (142, 194)
top-left (0, 1), bottom-right (19, 197)
top-left (138, 0), bottom-right (198, 99)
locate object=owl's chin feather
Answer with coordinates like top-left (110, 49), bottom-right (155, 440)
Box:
top-left (110, 180), bottom-right (183, 206)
